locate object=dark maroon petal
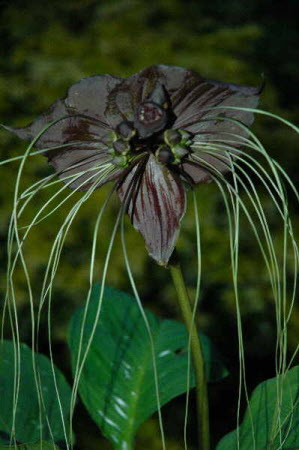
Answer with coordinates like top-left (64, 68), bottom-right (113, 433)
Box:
top-left (141, 67), bottom-right (258, 185)
top-left (143, 65), bottom-right (259, 145)
top-left (5, 74), bottom-right (123, 148)
top-left (6, 110), bottom-right (117, 191)
top-left (107, 64), bottom-right (259, 143)
top-left (118, 154), bottom-right (186, 265)
top-left (136, 65), bottom-right (195, 94)
top-left (172, 76), bottom-right (259, 139)
top-left (157, 69), bottom-right (260, 184)
top-left (182, 155), bottom-right (229, 185)
top-left (48, 147), bottom-right (125, 191)
top-left (105, 74), bottom-right (147, 129)
top-left (3, 75), bottom-right (126, 190)
top-left (43, 118), bottom-right (114, 191)
top-left (65, 74), bottom-right (122, 122)
top-left (181, 81), bottom-right (259, 185)
top-left (3, 99), bottom-right (70, 145)
top-left (104, 65), bottom-right (187, 130)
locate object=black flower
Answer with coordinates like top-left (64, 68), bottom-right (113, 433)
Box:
top-left (4, 65), bottom-right (260, 265)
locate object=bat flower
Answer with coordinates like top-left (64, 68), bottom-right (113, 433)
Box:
top-left (4, 65), bottom-right (260, 265)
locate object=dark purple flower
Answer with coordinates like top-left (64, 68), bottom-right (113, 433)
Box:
top-left (4, 65), bottom-right (260, 265)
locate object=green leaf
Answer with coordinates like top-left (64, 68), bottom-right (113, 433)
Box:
top-left (0, 340), bottom-right (71, 446)
top-left (68, 283), bottom-right (228, 448)
top-left (217, 366), bottom-right (299, 450)
top-left (0, 442), bottom-right (59, 449)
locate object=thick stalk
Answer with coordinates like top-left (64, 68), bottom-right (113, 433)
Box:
top-left (169, 256), bottom-right (210, 450)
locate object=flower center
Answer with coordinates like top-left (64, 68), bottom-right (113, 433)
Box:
top-left (134, 101), bottom-right (168, 139)
top-left (103, 122), bottom-right (194, 168)
top-left (133, 83), bottom-right (174, 139)
top-left (102, 84), bottom-right (193, 168)
top-left (137, 102), bottom-right (164, 124)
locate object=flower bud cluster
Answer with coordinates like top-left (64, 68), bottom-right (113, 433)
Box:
top-left (103, 120), bottom-right (193, 169)
top-left (162, 129), bottom-right (193, 165)
top-left (102, 121), bottom-right (136, 168)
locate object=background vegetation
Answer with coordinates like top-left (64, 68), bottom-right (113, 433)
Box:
top-left (0, 1), bottom-right (298, 448)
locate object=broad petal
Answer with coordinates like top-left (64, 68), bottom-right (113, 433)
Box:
top-left (136, 67), bottom-right (254, 184)
top-left (118, 154), bottom-right (186, 265)
top-left (137, 65), bottom-right (260, 142)
top-left (135, 65), bottom-right (199, 96)
top-left (3, 75), bottom-right (125, 190)
top-left (65, 74), bottom-right (122, 122)
top-left (172, 76), bottom-right (260, 140)
top-left (109, 64), bottom-right (259, 150)
top-left (182, 155), bottom-right (229, 185)
top-left (105, 74), bottom-right (148, 129)
top-left (150, 66), bottom-right (260, 151)
top-left (4, 74), bottom-right (124, 147)
top-left (167, 71), bottom-right (260, 184)
top-left (104, 65), bottom-right (191, 130)
top-left (48, 146), bottom-right (124, 191)
top-left (6, 108), bottom-right (118, 191)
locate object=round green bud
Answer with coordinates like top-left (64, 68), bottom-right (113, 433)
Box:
top-left (179, 130), bottom-right (193, 145)
top-left (101, 131), bottom-right (117, 147)
top-left (164, 129), bottom-right (181, 147)
top-left (156, 145), bottom-right (175, 165)
top-left (112, 155), bottom-right (128, 168)
top-left (116, 121), bottom-right (136, 141)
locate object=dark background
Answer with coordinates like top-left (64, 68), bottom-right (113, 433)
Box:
top-left (0, 1), bottom-right (298, 449)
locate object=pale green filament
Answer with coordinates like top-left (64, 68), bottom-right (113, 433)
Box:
top-left (1, 107), bottom-right (298, 449)
top-left (121, 216), bottom-right (166, 450)
top-left (190, 110), bottom-right (298, 448)
top-left (183, 190), bottom-right (202, 450)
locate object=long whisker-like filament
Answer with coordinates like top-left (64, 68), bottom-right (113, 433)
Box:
top-left (2, 116), bottom-right (117, 445)
top-left (190, 132), bottom-right (298, 445)
top-left (183, 190), bottom-right (202, 450)
top-left (121, 216), bottom-right (166, 450)
top-left (35, 174), bottom-right (114, 447)
top-left (68, 200), bottom-right (122, 445)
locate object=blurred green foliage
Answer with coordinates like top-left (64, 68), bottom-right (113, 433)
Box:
top-left (0, 1), bottom-right (298, 449)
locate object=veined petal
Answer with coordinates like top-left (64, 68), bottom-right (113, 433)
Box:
top-left (182, 154), bottom-right (230, 185)
top-left (172, 75), bottom-right (260, 142)
top-left (49, 148), bottom-right (124, 191)
top-left (144, 65), bottom-right (260, 149)
top-left (134, 65), bottom-right (196, 96)
top-left (108, 64), bottom-right (259, 151)
top-left (118, 154), bottom-right (186, 265)
top-left (105, 73), bottom-right (150, 129)
top-left (3, 75), bottom-right (126, 190)
top-left (3, 99), bottom-right (70, 146)
top-left (65, 74), bottom-right (122, 122)
top-left (159, 67), bottom-right (260, 184)
top-left (104, 65), bottom-right (188, 130)
top-left (4, 72), bottom-right (123, 149)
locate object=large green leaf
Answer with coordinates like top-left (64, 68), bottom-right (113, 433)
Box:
top-left (0, 340), bottom-right (71, 446)
top-left (68, 284), bottom-right (228, 448)
top-left (217, 366), bottom-right (299, 449)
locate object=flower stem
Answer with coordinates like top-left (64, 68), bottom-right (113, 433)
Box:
top-left (169, 254), bottom-right (210, 450)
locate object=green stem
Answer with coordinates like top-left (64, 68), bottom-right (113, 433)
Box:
top-left (169, 254), bottom-right (210, 450)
